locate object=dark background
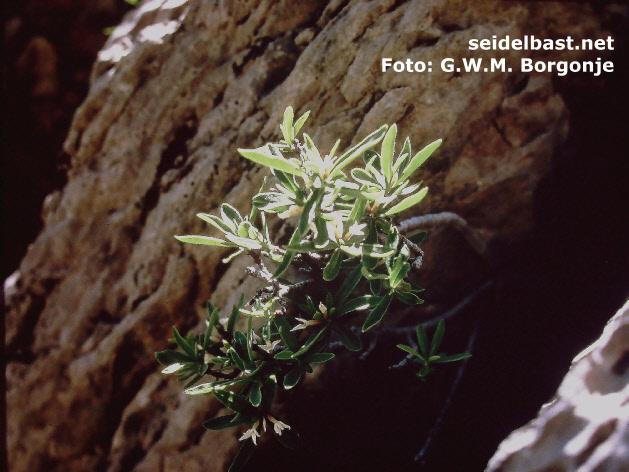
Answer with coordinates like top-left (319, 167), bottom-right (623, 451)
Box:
top-left (3, 1), bottom-right (629, 471)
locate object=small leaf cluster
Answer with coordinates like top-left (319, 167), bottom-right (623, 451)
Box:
top-left (396, 320), bottom-right (472, 380)
top-left (157, 107), bottom-right (467, 471)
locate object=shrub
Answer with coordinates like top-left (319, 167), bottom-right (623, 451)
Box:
top-left (156, 107), bottom-right (469, 471)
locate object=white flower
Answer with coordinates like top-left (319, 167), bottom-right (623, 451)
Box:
top-left (258, 339), bottom-right (280, 353)
top-left (278, 204), bottom-right (303, 219)
top-left (318, 302), bottom-right (328, 316)
top-left (346, 222), bottom-right (366, 238)
top-left (239, 421), bottom-right (261, 445)
top-left (290, 317), bottom-right (320, 331)
top-left (326, 218), bottom-right (345, 243)
top-left (267, 415), bottom-right (291, 435)
top-left (204, 352), bottom-right (212, 364)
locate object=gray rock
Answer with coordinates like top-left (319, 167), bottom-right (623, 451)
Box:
top-left (487, 300), bottom-right (629, 472)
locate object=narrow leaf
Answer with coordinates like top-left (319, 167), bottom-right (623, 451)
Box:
top-left (155, 350), bottom-right (192, 366)
top-left (399, 139), bottom-right (442, 181)
top-left (202, 413), bottom-right (243, 431)
top-left (174, 235), bottom-right (234, 247)
top-left (172, 326), bottom-right (196, 359)
top-left (229, 438), bottom-right (256, 472)
top-left (323, 249), bottom-right (342, 281)
top-left (335, 264), bottom-right (363, 305)
top-left (430, 319), bottom-right (445, 356)
top-left (396, 344), bottom-right (422, 358)
top-left (380, 124), bottom-right (397, 183)
top-left (239, 145), bottom-right (303, 176)
top-left (197, 213), bottom-right (232, 233)
top-left (283, 366), bottom-right (302, 389)
top-left (384, 187), bottom-right (428, 216)
top-left (249, 382), bottom-right (262, 407)
top-left (416, 324), bottom-right (429, 356)
top-left (282, 106), bottom-right (294, 143)
top-left (432, 352), bottom-right (472, 364)
top-left (307, 352), bottom-right (335, 364)
top-left (333, 325), bottom-right (362, 351)
top-left (330, 125), bottom-right (388, 177)
top-left (362, 294), bottom-right (392, 332)
top-left (293, 110), bottom-right (310, 136)
top-left (273, 318), bottom-right (299, 351)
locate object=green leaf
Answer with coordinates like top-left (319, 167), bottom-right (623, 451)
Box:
top-left (224, 233), bottom-right (263, 250)
top-left (351, 168), bottom-right (379, 186)
top-left (399, 139), bottom-right (442, 182)
top-left (335, 264), bottom-right (363, 305)
top-left (239, 145), bottom-right (303, 176)
top-left (293, 110), bottom-right (311, 136)
top-left (172, 326), bottom-right (197, 359)
top-left (221, 203), bottom-right (243, 227)
top-left (275, 220), bottom-right (309, 277)
top-left (336, 295), bottom-right (378, 316)
top-left (294, 326), bottom-right (329, 357)
top-left (155, 349), bottom-right (192, 366)
top-left (390, 259), bottom-right (411, 288)
top-left (197, 213), bottom-right (232, 233)
top-left (307, 352), bottom-right (335, 364)
top-left (174, 235), bottom-right (234, 247)
top-left (229, 347), bottom-right (247, 372)
top-left (416, 324), bottom-right (429, 356)
top-left (259, 377), bottom-right (278, 412)
top-left (362, 244), bottom-right (396, 258)
top-left (252, 192), bottom-right (293, 212)
top-left (214, 389), bottom-right (251, 411)
top-left (432, 352), bottom-right (472, 364)
top-left (227, 294), bottom-right (244, 333)
top-left (273, 169), bottom-right (302, 197)
top-left (323, 249), bottom-right (342, 281)
top-left (408, 231), bottom-right (428, 245)
top-left (393, 137), bottom-right (412, 174)
top-left (283, 366), bottom-right (302, 389)
top-left (396, 344), bottom-right (422, 359)
top-left (330, 125), bottom-right (388, 177)
top-left (362, 294), bottom-right (392, 332)
top-left (203, 302), bottom-right (219, 350)
top-left (395, 291), bottom-right (424, 305)
top-left (229, 438), bottom-right (256, 472)
top-left (274, 350), bottom-right (295, 360)
top-left (249, 382), bottom-right (262, 407)
top-left (333, 325), bottom-right (362, 351)
top-left (299, 189), bottom-right (321, 236)
top-left (384, 187), bottom-right (428, 216)
top-left (273, 318), bottom-right (299, 351)
top-left (202, 413), bottom-right (246, 431)
top-left (380, 123), bottom-right (397, 184)
top-left (282, 106), bottom-right (294, 143)
top-left (430, 319), bottom-right (445, 356)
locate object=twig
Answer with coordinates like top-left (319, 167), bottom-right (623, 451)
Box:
top-left (398, 212), bottom-right (487, 255)
top-left (415, 322), bottom-right (479, 463)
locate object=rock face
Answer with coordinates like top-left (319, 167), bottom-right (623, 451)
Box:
top-left (4, 1), bottom-right (622, 471)
top-left (487, 300), bottom-right (629, 472)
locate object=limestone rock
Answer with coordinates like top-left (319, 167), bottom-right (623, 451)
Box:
top-left (4, 1), bottom-right (617, 471)
top-left (487, 300), bottom-right (629, 472)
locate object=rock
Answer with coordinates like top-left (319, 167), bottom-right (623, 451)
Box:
top-left (487, 300), bottom-right (629, 472)
top-left (4, 1), bottom-right (619, 471)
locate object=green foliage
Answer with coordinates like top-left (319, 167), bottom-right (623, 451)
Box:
top-left (158, 106), bottom-right (467, 470)
top-left (396, 320), bottom-right (472, 380)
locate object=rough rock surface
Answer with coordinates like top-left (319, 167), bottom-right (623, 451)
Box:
top-left (487, 299), bottom-right (629, 472)
top-left (4, 1), bottom-right (619, 471)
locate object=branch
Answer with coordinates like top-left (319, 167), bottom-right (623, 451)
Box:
top-left (415, 322), bottom-right (479, 464)
top-left (398, 212), bottom-right (487, 255)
